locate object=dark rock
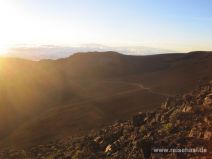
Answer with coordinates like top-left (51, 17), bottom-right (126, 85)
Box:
top-left (132, 112), bottom-right (146, 126)
top-left (203, 93), bottom-right (212, 107)
top-left (137, 138), bottom-right (152, 159)
top-left (162, 97), bottom-right (176, 109)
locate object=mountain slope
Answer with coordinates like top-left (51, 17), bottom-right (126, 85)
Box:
top-left (1, 81), bottom-right (212, 159)
top-left (0, 51), bottom-right (212, 148)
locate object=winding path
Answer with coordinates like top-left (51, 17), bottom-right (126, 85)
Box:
top-left (46, 80), bottom-right (172, 112)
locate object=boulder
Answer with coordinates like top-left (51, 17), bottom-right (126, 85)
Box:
top-left (94, 136), bottom-right (103, 144)
top-left (182, 105), bottom-right (193, 113)
top-left (139, 138), bottom-right (152, 159)
top-left (203, 130), bottom-right (212, 140)
top-left (188, 127), bottom-right (202, 138)
top-left (203, 93), bottom-right (212, 107)
top-left (162, 97), bottom-right (176, 109)
top-left (132, 112), bottom-right (146, 127)
top-left (104, 144), bottom-right (112, 155)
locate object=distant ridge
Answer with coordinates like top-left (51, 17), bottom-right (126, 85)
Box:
top-left (2, 45), bottom-right (176, 60)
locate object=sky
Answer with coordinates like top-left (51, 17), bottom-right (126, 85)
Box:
top-left (0, 0), bottom-right (212, 54)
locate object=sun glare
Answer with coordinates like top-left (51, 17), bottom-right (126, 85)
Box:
top-left (0, 45), bottom-right (9, 56)
top-left (0, 0), bottom-right (30, 54)
top-left (0, 1), bottom-right (16, 56)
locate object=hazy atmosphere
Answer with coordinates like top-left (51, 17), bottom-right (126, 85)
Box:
top-left (1, 0), bottom-right (212, 58)
top-left (0, 1), bottom-right (212, 158)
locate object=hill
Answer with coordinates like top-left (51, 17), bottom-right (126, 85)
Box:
top-left (0, 51), bottom-right (212, 148)
top-left (1, 80), bottom-right (212, 159)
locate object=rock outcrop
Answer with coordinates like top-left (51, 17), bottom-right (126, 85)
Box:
top-left (1, 81), bottom-right (212, 159)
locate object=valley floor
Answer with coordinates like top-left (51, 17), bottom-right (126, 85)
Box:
top-left (1, 81), bottom-right (212, 159)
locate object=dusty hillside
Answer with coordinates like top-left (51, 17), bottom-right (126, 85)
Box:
top-left (0, 51), bottom-right (212, 147)
top-left (1, 81), bottom-right (211, 159)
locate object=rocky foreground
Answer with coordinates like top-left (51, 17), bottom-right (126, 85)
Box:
top-left (1, 81), bottom-right (212, 159)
